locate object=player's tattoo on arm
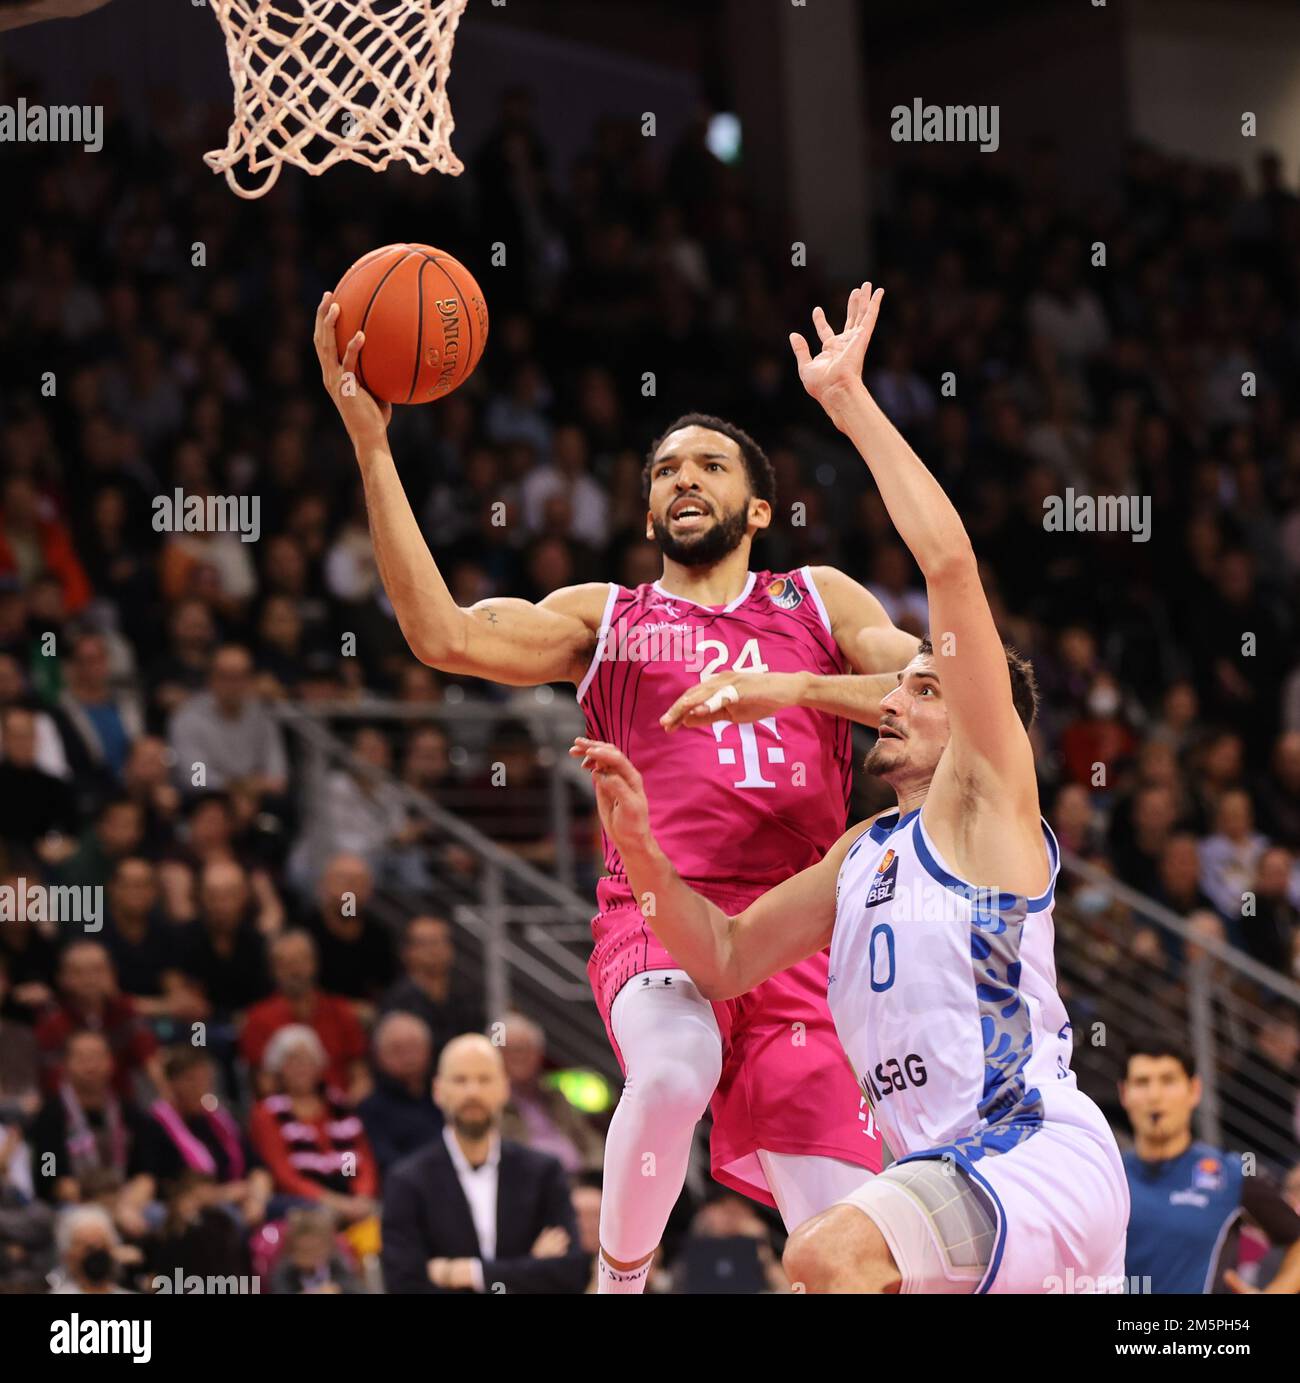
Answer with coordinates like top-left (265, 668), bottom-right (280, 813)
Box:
top-left (484, 609), bottom-right (499, 625)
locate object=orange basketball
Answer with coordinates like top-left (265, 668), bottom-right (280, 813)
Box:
top-left (332, 243), bottom-right (488, 405)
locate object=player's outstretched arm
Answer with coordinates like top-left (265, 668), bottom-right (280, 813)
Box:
top-left (0, 0), bottom-right (113, 33)
top-left (572, 737), bottom-right (848, 998)
top-left (791, 284), bottom-right (1036, 806)
top-left (313, 295), bottom-right (602, 686)
top-left (660, 568), bottom-right (917, 732)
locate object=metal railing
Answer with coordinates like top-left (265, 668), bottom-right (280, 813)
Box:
top-left (274, 699), bottom-right (620, 1082)
top-left (1053, 851), bottom-right (1300, 1172)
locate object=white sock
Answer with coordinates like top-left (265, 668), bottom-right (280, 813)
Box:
top-left (597, 1252), bottom-right (652, 1294)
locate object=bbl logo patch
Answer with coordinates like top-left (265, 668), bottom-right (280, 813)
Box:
top-left (766, 576), bottom-right (803, 610)
top-left (1193, 1157), bottom-right (1223, 1192)
top-left (865, 848), bottom-right (898, 908)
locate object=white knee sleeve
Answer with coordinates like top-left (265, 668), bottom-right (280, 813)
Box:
top-left (600, 970), bottom-right (723, 1263)
top-left (838, 1159), bottom-right (997, 1294)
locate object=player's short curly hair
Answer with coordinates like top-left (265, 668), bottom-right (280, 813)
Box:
top-left (917, 634), bottom-right (1040, 729)
top-left (643, 412), bottom-right (777, 507)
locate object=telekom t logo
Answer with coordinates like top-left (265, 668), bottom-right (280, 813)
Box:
top-left (712, 716), bottom-right (784, 787)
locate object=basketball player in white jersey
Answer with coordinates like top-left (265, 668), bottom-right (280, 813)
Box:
top-left (574, 282), bottom-right (1130, 1292)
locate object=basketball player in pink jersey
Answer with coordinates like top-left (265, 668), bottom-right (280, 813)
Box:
top-left (314, 293), bottom-right (918, 1293)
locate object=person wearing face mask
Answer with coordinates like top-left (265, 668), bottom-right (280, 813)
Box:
top-left (50, 1203), bottom-right (134, 1294)
top-left (1059, 673), bottom-right (1136, 792)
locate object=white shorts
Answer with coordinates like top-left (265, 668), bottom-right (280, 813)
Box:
top-left (839, 1120), bottom-right (1130, 1294)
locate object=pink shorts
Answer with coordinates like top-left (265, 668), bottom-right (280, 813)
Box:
top-left (589, 879), bottom-right (882, 1209)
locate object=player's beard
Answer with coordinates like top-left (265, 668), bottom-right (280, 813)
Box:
top-left (652, 503), bottom-right (750, 566)
top-left (864, 739), bottom-right (905, 778)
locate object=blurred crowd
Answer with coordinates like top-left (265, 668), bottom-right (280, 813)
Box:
top-left (0, 54), bottom-right (1299, 1290)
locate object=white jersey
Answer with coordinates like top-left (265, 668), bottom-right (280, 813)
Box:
top-left (827, 804), bottom-right (1130, 1290)
top-left (828, 805), bottom-right (1111, 1163)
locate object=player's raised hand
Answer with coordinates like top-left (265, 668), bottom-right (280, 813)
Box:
top-left (660, 671), bottom-right (807, 733)
top-left (789, 281), bottom-right (884, 426)
top-left (314, 292), bottom-right (392, 446)
top-left (570, 737), bottom-right (655, 856)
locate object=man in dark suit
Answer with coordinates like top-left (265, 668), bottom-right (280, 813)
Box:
top-left (381, 1031), bottom-right (589, 1294)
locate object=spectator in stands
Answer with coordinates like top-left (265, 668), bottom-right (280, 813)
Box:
top-left (120, 735), bottom-right (182, 858)
top-left (173, 860), bottom-right (272, 1018)
top-left (0, 650), bottom-right (70, 778)
top-left (43, 795), bottom-right (144, 892)
top-left (1120, 1036), bottom-right (1300, 1293)
top-left (317, 725), bottom-right (411, 870)
top-left (1259, 731), bottom-right (1300, 850)
top-left (0, 1121), bottom-right (54, 1290)
top-left (571, 1170), bottom-right (603, 1293)
top-left (452, 721), bottom-right (559, 866)
top-left (248, 1025), bottom-right (378, 1224)
top-left (28, 1031), bottom-right (154, 1223)
top-left (499, 1013), bottom-right (603, 1174)
top-left (158, 793), bottom-right (285, 929)
top-left (1243, 847), bottom-right (1300, 975)
top-left (48, 1203), bottom-right (134, 1295)
top-left (0, 860), bottom-right (58, 1022)
top-left (142, 1169), bottom-right (256, 1293)
top-left (145, 597), bottom-right (217, 724)
top-left (241, 931), bottom-right (368, 1102)
top-left (358, 1011), bottom-right (443, 1177)
top-left (0, 705), bottom-right (78, 848)
top-left (1186, 731), bottom-right (1247, 837)
top-left (141, 1047), bottom-right (270, 1226)
top-left (399, 724), bottom-right (453, 799)
top-left (35, 941), bottom-right (163, 1099)
top-left (269, 1205), bottom-right (365, 1294)
top-left (1110, 784), bottom-right (1178, 898)
top-left (379, 915), bottom-right (483, 1066)
top-left (100, 857), bottom-right (189, 1019)
top-left (0, 953), bottom-right (40, 1121)
top-left (1151, 835), bottom-right (1215, 921)
top-left (301, 853), bottom-right (396, 1011)
top-left (1058, 672), bottom-right (1137, 791)
top-left (380, 1033), bottom-right (589, 1293)
top-left (0, 474), bottom-right (91, 616)
top-left (1222, 1006), bottom-right (1300, 1170)
top-left (1051, 782), bottom-right (1105, 861)
top-left (1200, 788), bottom-right (1268, 926)
top-left (51, 631), bottom-right (142, 792)
top-left (680, 1191), bottom-right (789, 1294)
top-left (520, 422), bottom-right (610, 547)
top-left (167, 643), bottom-right (288, 804)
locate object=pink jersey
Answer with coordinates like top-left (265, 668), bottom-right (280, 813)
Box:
top-left (578, 567), bottom-right (852, 894)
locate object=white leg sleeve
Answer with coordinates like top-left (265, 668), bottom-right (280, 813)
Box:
top-left (756, 1149), bottom-right (875, 1231)
top-left (599, 969), bottom-right (723, 1264)
top-left (837, 1159), bottom-right (997, 1293)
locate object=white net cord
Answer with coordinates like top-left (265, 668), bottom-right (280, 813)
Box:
top-left (204, 0), bottom-right (469, 199)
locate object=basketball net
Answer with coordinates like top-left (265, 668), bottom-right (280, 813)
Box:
top-left (204, 0), bottom-right (469, 199)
